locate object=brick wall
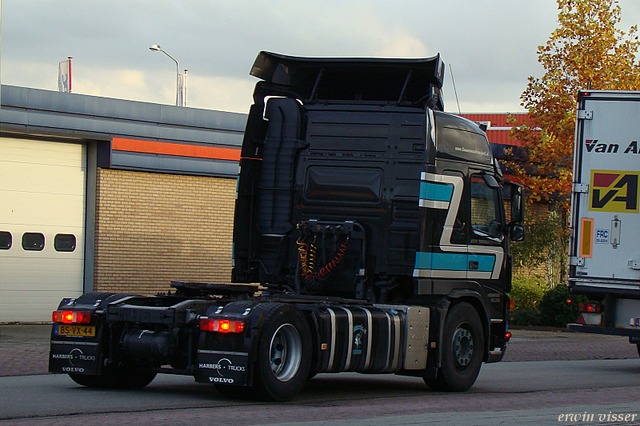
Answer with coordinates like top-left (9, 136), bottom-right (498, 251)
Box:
top-left (513, 202), bottom-right (557, 278)
top-left (91, 168), bottom-right (558, 293)
top-left (93, 168), bottom-right (235, 295)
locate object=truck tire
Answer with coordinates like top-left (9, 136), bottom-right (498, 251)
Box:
top-left (252, 303), bottom-right (312, 401)
top-left (424, 302), bottom-right (484, 392)
top-left (69, 363), bottom-right (157, 390)
top-left (68, 374), bottom-right (102, 388)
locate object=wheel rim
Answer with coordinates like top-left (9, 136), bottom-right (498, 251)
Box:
top-left (452, 324), bottom-right (474, 368)
top-left (269, 323), bottom-right (302, 382)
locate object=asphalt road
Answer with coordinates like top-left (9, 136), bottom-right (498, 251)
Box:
top-left (0, 325), bottom-right (639, 425)
top-left (0, 359), bottom-right (639, 425)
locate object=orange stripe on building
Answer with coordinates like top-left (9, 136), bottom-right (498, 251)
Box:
top-left (112, 137), bottom-right (241, 162)
top-left (484, 129), bottom-right (521, 146)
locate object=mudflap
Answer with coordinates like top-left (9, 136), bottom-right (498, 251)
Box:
top-left (49, 339), bottom-right (101, 375)
top-left (195, 350), bottom-right (250, 386)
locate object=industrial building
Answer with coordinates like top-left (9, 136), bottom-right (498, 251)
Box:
top-left (0, 85), bottom-right (245, 322)
top-left (0, 85), bottom-right (528, 322)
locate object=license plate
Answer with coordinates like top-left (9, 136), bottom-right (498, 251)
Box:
top-left (56, 324), bottom-right (96, 337)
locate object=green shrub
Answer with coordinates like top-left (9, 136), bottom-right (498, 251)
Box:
top-left (509, 275), bottom-right (546, 310)
top-left (539, 284), bottom-right (587, 327)
top-left (510, 211), bottom-right (569, 288)
top-left (509, 308), bottom-right (543, 326)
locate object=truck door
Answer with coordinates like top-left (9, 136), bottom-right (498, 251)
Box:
top-left (468, 172), bottom-right (505, 281)
top-left (418, 169), bottom-right (505, 282)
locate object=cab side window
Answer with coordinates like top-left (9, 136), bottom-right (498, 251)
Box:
top-left (470, 174), bottom-right (502, 240)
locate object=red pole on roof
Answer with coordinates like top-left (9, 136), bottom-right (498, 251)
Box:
top-left (68, 57), bottom-right (73, 93)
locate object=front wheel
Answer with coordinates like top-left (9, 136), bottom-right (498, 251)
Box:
top-left (252, 303), bottom-right (312, 401)
top-left (424, 302), bottom-right (484, 392)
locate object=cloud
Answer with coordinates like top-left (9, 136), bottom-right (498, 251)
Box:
top-left (187, 74), bottom-right (256, 113)
top-left (74, 69), bottom-right (154, 103)
top-left (374, 33), bottom-right (431, 58)
top-left (1, 60), bottom-right (58, 91)
top-left (2, 0), bottom-right (638, 113)
top-left (76, 68), bottom-right (256, 113)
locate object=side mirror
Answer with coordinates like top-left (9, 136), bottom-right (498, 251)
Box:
top-left (483, 173), bottom-right (500, 189)
top-left (510, 224), bottom-right (525, 242)
top-left (510, 183), bottom-right (525, 224)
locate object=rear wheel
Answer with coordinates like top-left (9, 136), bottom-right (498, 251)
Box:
top-left (68, 373), bottom-right (102, 388)
top-left (252, 303), bottom-right (312, 401)
top-left (636, 344), bottom-right (640, 358)
top-left (69, 363), bottom-right (157, 390)
top-left (424, 302), bottom-right (484, 392)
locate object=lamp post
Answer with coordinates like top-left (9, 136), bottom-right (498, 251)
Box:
top-left (149, 44), bottom-right (182, 106)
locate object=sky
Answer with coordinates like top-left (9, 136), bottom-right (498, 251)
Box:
top-left (1, 0), bottom-right (639, 115)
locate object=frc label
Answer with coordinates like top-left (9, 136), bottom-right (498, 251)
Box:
top-left (595, 229), bottom-right (609, 244)
top-left (589, 170), bottom-right (640, 213)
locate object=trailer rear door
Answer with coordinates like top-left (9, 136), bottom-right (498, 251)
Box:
top-left (570, 90), bottom-right (640, 292)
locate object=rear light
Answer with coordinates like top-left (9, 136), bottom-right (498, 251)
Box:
top-left (52, 310), bottom-right (91, 324)
top-left (200, 318), bottom-right (245, 333)
top-left (505, 331), bottom-right (512, 341)
top-left (578, 302), bottom-right (602, 313)
top-left (508, 299), bottom-right (515, 310)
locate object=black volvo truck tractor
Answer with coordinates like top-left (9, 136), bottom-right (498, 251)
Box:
top-left (49, 51), bottom-right (525, 401)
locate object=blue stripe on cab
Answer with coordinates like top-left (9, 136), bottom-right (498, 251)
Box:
top-left (469, 253), bottom-right (495, 272)
top-left (415, 251), bottom-right (466, 271)
top-left (415, 252), bottom-right (495, 272)
top-left (419, 182), bottom-right (453, 202)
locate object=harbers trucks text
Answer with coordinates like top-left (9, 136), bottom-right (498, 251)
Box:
top-left (568, 90), bottom-right (640, 356)
top-left (49, 52), bottom-right (525, 401)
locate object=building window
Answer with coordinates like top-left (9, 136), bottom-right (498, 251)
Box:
top-left (22, 233), bottom-right (45, 251)
top-left (0, 231), bottom-right (11, 250)
top-left (54, 234), bottom-right (76, 252)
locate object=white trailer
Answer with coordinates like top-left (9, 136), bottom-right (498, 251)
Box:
top-left (568, 90), bottom-right (640, 354)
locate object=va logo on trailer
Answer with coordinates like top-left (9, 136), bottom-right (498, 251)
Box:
top-left (589, 170), bottom-right (640, 213)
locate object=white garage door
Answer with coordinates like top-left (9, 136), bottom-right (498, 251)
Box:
top-left (0, 137), bottom-right (86, 322)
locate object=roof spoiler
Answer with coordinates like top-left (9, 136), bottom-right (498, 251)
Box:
top-left (250, 51), bottom-right (445, 110)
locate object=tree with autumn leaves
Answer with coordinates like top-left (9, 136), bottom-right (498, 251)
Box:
top-left (508, 0), bottom-right (640, 281)
top-left (510, 0), bottom-right (640, 210)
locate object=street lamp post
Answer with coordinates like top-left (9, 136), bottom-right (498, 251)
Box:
top-left (149, 44), bottom-right (182, 106)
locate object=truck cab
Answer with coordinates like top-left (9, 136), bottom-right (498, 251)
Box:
top-left (233, 51), bottom-right (523, 325)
